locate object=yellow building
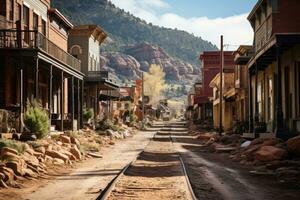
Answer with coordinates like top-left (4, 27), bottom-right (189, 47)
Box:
top-left (210, 72), bottom-right (235, 131)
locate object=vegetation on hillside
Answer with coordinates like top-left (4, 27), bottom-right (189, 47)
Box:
top-left (52, 0), bottom-right (217, 66)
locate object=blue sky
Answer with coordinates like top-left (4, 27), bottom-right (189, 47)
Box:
top-left (162, 0), bottom-right (258, 18)
top-left (110, 0), bottom-right (257, 49)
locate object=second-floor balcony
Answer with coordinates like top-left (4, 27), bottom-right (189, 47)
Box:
top-left (0, 29), bottom-right (81, 71)
top-left (255, 15), bottom-right (272, 52)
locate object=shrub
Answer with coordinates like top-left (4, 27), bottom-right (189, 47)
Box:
top-left (0, 139), bottom-right (26, 154)
top-left (83, 107), bottom-right (94, 122)
top-left (24, 99), bottom-right (49, 139)
top-left (96, 118), bottom-right (123, 132)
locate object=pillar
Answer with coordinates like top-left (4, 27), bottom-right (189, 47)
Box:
top-left (71, 76), bottom-right (75, 131)
top-left (275, 45), bottom-right (285, 138)
top-left (35, 58), bottom-right (39, 99)
top-left (61, 71), bottom-right (64, 131)
top-left (49, 65), bottom-right (53, 131)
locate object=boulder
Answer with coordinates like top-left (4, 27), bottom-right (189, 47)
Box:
top-left (0, 166), bottom-right (15, 182)
top-left (287, 135), bottom-right (300, 156)
top-left (60, 135), bottom-right (71, 144)
top-left (45, 150), bottom-right (69, 163)
top-left (70, 137), bottom-right (80, 147)
top-left (0, 179), bottom-right (8, 188)
top-left (1, 151), bottom-right (20, 161)
top-left (53, 158), bottom-right (65, 165)
top-left (87, 152), bottom-right (103, 158)
top-left (70, 146), bottom-right (81, 160)
top-left (44, 155), bottom-right (53, 163)
top-left (196, 133), bottom-right (212, 141)
top-left (262, 138), bottom-right (283, 147)
top-left (1, 147), bottom-right (18, 156)
top-left (5, 160), bottom-right (25, 176)
top-left (0, 172), bottom-right (5, 180)
top-left (35, 146), bottom-right (46, 154)
top-left (255, 146), bottom-right (287, 162)
top-left (220, 134), bottom-right (242, 145)
top-left (24, 168), bottom-right (37, 178)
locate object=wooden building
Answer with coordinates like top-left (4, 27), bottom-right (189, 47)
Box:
top-left (210, 71), bottom-right (235, 131)
top-left (68, 25), bottom-right (119, 122)
top-left (197, 51), bottom-right (235, 126)
top-left (0, 0), bottom-right (84, 132)
top-left (231, 45), bottom-right (253, 133)
top-left (247, 0), bottom-right (300, 139)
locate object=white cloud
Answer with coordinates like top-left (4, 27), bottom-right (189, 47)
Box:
top-left (109, 0), bottom-right (253, 49)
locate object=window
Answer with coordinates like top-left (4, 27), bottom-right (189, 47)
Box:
top-left (70, 45), bottom-right (82, 59)
top-left (0, 0), bottom-right (6, 17)
top-left (33, 13), bottom-right (38, 31)
top-left (9, 0), bottom-right (13, 21)
top-left (42, 20), bottom-right (46, 36)
top-left (23, 6), bottom-right (29, 29)
top-left (16, 4), bottom-right (21, 21)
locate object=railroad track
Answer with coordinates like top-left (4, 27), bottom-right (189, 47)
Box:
top-left (97, 121), bottom-right (197, 200)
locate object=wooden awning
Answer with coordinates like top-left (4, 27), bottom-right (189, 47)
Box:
top-left (248, 34), bottom-right (300, 70)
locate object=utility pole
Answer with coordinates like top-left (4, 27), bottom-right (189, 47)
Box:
top-left (141, 72), bottom-right (145, 130)
top-left (219, 35), bottom-right (224, 135)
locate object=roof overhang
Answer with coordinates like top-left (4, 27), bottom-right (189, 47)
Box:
top-left (248, 34), bottom-right (300, 70)
top-left (48, 9), bottom-right (73, 29)
top-left (70, 25), bottom-right (107, 44)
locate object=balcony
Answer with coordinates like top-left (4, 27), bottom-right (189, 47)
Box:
top-left (255, 15), bottom-right (272, 52)
top-left (0, 29), bottom-right (81, 71)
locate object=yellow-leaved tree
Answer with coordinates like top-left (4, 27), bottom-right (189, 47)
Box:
top-left (144, 64), bottom-right (166, 105)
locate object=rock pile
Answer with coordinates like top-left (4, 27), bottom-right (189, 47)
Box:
top-left (194, 130), bottom-right (300, 185)
top-left (0, 134), bottom-right (83, 188)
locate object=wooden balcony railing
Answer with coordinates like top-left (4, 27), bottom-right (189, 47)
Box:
top-left (255, 15), bottom-right (272, 52)
top-left (0, 29), bottom-right (81, 71)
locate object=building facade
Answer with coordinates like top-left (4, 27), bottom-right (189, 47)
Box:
top-left (197, 51), bottom-right (235, 126)
top-left (0, 0), bottom-right (84, 132)
top-left (68, 25), bottom-right (119, 122)
top-left (247, 0), bottom-right (300, 138)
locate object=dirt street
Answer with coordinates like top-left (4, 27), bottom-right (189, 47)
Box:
top-left (0, 130), bottom-right (156, 200)
top-left (2, 122), bottom-right (300, 200)
top-left (169, 122), bottom-right (300, 200)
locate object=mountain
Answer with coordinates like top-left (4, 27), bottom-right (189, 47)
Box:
top-left (51, 0), bottom-right (217, 68)
top-left (100, 43), bottom-right (199, 83)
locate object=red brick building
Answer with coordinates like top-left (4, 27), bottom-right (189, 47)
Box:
top-left (194, 51), bottom-right (235, 124)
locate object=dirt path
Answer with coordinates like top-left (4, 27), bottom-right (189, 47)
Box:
top-left (107, 127), bottom-right (192, 200)
top-left (0, 130), bottom-right (155, 200)
top-left (169, 123), bottom-right (300, 200)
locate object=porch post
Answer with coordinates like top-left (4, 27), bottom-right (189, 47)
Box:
top-left (248, 68), bottom-right (254, 132)
top-left (49, 65), bottom-right (53, 132)
top-left (20, 67), bottom-right (24, 132)
top-left (96, 85), bottom-right (99, 118)
top-left (61, 71), bottom-right (64, 131)
top-left (35, 58), bottom-right (39, 99)
top-left (81, 80), bottom-right (84, 128)
top-left (254, 62), bottom-right (259, 127)
top-left (77, 79), bottom-right (80, 130)
top-left (71, 76), bottom-right (75, 131)
top-left (275, 45), bottom-right (284, 138)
